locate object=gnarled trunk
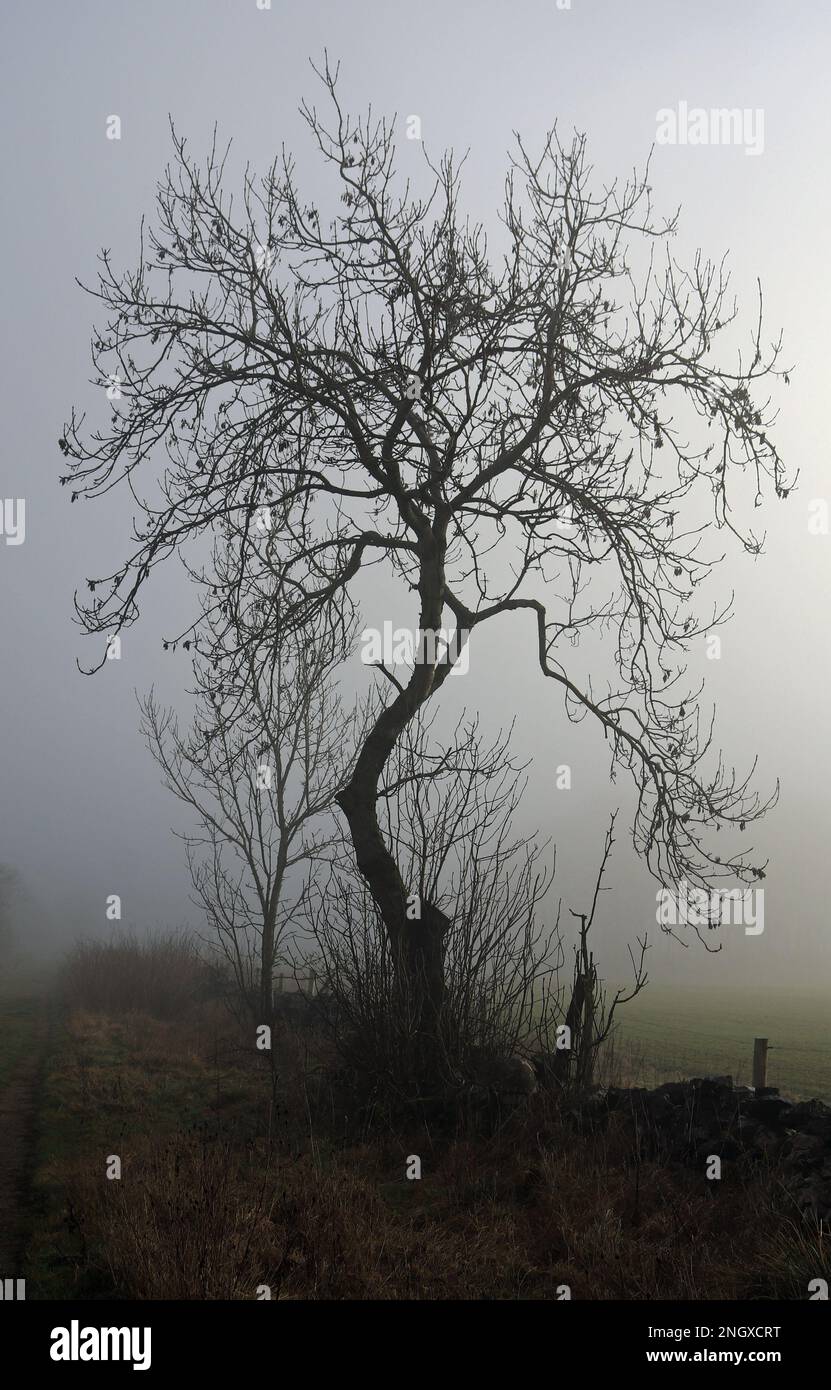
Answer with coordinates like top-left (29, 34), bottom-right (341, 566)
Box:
top-left (335, 526), bottom-right (455, 1077)
top-left (336, 774), bottom-right (450, 1059)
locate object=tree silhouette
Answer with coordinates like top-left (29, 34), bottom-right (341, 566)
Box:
top-left (61, 57), bottom-right (790, 1044)
top-left (140, 606), bottom-right (358, 1024)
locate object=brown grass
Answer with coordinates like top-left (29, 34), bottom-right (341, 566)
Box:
top-left (25, 934), bottom-right (827, 1300)
top-left (57, 932), bottom-right (211, 1021)
top-left (29, 997), bottom-right (830, 1300)
top-left (55, 1097), bottom-right (826, 1300)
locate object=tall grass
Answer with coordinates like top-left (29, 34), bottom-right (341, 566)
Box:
top-left (58, 931), bottom-right (209, 1020)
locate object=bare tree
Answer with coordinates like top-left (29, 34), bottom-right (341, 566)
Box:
top-left (62, 58), bottom-right (790, 1046)
top-left (535, 814), bottom-right (649, 1092)
top-left (140, 608), bottom-right (358, 1023)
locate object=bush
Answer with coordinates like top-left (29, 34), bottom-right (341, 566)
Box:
top-left (58, 932), bottom-right (210, 1020)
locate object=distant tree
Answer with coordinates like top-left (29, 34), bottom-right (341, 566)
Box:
top-left (63, 58), bottom-right (789, 1059)
top-left (0, 864), bottom-right (19, 956)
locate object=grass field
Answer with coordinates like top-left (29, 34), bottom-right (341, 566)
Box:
top-left (19, 1001), bottom-right (828, 1301)
top-left (613, 988), bottom-right (831, 1103)
top-left (2, 953), bottom-right (829, 1299)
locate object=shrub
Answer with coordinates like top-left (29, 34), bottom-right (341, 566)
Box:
top-left (58, 931), bottom-right (209, 1020)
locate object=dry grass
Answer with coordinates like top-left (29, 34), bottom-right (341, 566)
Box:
top-left (23, 934), bottom-right (826, 1300)
top-left (27, 998), bottom-right (830, 1301)
top-left (57, 932), bottom-right (211, 1021)
top-left (51, 1098), bottom-right (826, 1300)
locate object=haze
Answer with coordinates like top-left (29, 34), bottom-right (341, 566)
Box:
top-left (1, 0), bottom-right (828, 1001)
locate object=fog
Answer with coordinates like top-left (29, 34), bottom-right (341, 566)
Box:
top-left (1, 0), bottom-right (829, 998)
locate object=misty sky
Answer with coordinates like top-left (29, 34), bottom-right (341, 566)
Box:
top-left (1, 0), bottom-right (829, 999)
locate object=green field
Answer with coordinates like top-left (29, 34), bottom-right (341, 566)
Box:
top-left (613, 988), bottom-right (831, 1103)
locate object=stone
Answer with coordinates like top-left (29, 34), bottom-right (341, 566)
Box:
top-left (785, 1100), bottom-right (831, 1136)
top-left (746, 1095), bottom-right (793, 1127)
top-left (784, 1133), bottom-right (825, 1166)
top-left (470, 1051), bottom-right (537, 1096)
top-left (564, 1075), bottom-right (831, 1226)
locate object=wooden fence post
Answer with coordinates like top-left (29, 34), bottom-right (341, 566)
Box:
top-left (752, 1037), bottom-right (768, 1090)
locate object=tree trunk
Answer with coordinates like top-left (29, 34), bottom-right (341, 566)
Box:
top-left (260, 928), bottom-right (274, 1025)
top-left (335, 524), bottom-right (455, 1079)
top-left (260, 859), bottom-right (286, 1025)
top-left (336, 772), bottom-right (450, 1056)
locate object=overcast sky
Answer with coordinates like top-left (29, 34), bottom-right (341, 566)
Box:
top-left (1, 0), bottom-right (829, 999)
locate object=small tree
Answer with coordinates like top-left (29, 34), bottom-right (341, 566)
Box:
top-left (535, 815), bottom-right (649, 1093)
top-left (140, 611), bottom-right (358, 1022)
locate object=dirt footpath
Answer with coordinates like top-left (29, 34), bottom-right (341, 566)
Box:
top-left (0, 992), bottom-right (50, 1280)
